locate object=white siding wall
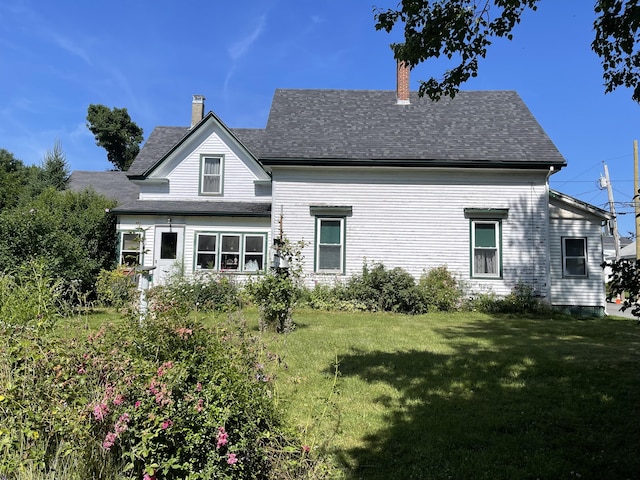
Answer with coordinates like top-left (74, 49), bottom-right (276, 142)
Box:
top-left (118, 214), bottom-right (270, 286)
top-left (549, 217), bottom-right (606, 308)
top-left (139, 123), bottom-right (270, 202)
top-left (271, 167), bottom-right (550, 297)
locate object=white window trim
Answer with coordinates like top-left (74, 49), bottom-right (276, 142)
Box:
top-left (199, 155), bottom-right (223, 195)
top-left (194, 232), bottom-right (266, 273)
top-left (119, 231), bottom-right (143, 266)
top-left (471, 219), bottom-right (501, 278)
top-left (315, 217), bottom-right (345, 274)
top-left (562, 237), bottom-right (588, 278)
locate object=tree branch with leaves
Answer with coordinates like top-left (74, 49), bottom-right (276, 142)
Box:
top-left (375, 0), bottom-right (640, 102)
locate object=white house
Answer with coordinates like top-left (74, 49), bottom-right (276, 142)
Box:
top-left (77, 65), bottom-right (611, 314)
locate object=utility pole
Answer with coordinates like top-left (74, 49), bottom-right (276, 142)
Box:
top-left (603, 162), bottom-right (621, 259)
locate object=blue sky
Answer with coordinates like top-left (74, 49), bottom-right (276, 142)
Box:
top-left (1, 0), bottom-right (639, 236)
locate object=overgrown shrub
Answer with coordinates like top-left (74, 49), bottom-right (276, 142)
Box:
top-left (147, 272), bottom-right (241, 316)
top-left (0, 291), bottom-right (314, 478)
top-left (419, 265), bottom-right (463, 312)
top-left (469, 282), bottom-right (547, 314)
top-left (0, 259), bottom-right (64, 328)
top-left (247, 271), bottom-right (301, 333)
top-left (0, 188), bottom-right (117, 297)
top-left (342, 263), bottom-right (424, 314)
top-left (95, 265), bottom-right (138, 310)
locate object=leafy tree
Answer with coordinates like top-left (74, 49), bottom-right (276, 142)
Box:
top-left (30, 140), bottom-right (70, 196)
top-left (375, 0), bottom-right (640, 102)
top-left (86, 104), bottom-right (144, 171)
top-left (0, 149), bottom-right (33, 209)
top-left (0, 188), bottom-right (117, 295)
top-left (606, 258), bottom-right (640, 318)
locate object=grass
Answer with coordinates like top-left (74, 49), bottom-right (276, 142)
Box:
top-left (253, 308), bottom-right (640, 480)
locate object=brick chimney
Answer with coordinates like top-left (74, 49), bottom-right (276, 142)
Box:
top-left (191, 95), bottom-right (205, 127)
top-left (396, 61), bottom-right (410, 105)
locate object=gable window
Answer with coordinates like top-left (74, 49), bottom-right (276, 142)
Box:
top-left (120, 232), bottom-right (142, 266)
top-left (200, 156), bottom-right (222, 195)
top-left (195, 232), bottom-right (266, 273)
top-left (562, 237), bottom-right (587, 277)
top-left (316, 218), bottom-right (345, 273)
top-left (471, 220), bottom-right (501, 278)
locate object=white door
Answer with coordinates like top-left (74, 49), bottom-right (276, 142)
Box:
top-left (153, 226), bottom-right (184, 285)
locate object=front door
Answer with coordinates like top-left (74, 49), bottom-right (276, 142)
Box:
top-left (153, 226), bottom-right (184, 285)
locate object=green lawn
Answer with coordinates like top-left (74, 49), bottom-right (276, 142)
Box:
top-left (254, 309), bottom-right (640, 480)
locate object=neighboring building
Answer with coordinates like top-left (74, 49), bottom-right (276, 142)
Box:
top-left (90, 64), bottom-right (611, 313)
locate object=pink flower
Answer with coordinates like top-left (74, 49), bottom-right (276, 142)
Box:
top-left (157, 361), bottom-right (174, 377)
top-left (92, 402), bottom-right (109, 421)
top-left (216, 426), bottom-right (228, 449)
top-left (103, 431), bottom-right (117, 450)
top-left (113, 394), bottom-right (124, 406)
top-left (302, 445), bottom-right (310, 453)
top-left (175, 327), bottom-right (193, 339)
top-left (227, 453), bottom-right (238, 465)
top-left (143, 472), bottom-right (156, 480)
top-left (135, 400), bottom-right (141, 408)
top-left (115, 413), bottom-right (130, 434)
top-left (196, 382), bottom-right (203, 392)
top-left (195, 398), bottom-right (204, 412)
top-left (161, 419), bottom-right (173, 430)
top-left (77, 367), bottom-right (86, 374)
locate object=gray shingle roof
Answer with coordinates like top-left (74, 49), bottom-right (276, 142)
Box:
top-left (68, 170), bottom-right (140, 204)
top-left (111, 200), bottom-right (271, 216)
top-left (127, 126), bottom-right (189, 176)
top-left (127, 88), bottom-right (566, 175)
top-left (259, 89), bottom-right (566, 167)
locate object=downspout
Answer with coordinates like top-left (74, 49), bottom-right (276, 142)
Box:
top-left (544, 166), bottom-right (555, 304)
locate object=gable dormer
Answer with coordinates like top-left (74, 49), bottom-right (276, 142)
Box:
top-left (127, 98), bottom-right (270, 202)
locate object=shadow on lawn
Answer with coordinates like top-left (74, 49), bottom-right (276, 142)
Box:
top-left (329, 317), bottom-right (640, 480)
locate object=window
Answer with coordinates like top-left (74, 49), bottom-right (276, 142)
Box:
top-left (159, 232), bottom-right (178, 260)
top-left (562, 237), bottom-right (587, 277)
top-left (316, 218), bottom-right (344, 273)
top-left (200, 156), bottom-right (222, 194)
top-left (194, 232), bottom-right (266, 272)
top-left (120, 232), bottom-right (142, 266)
top-left (196, 234), bottom-right (217, 270)
top-left (471, 220), bottom-right (501, 277)
top-left (221, 234), bottom-right (240, 270)
top-left (243, 235), bottom-right (265, 271)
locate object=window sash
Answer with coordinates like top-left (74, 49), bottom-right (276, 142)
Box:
top-left (195, 233), bottom-right (265, 272)
top-left (196, 234), bottom-right (217, 270)
top-left (201, 157), bottom-right (222, 194)
top-left (120, 232), bottom-right (141, 266)
top-left (563, 238), bottom-right (587, 277)
top-left (471, 220), bottom-right (500, 277)
top-left (316, 218), bottom-right (344, 272)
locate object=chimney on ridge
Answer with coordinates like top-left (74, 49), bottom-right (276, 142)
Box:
top-left (191, 95), bottom-right (205, 127)
top-left (396, 60), bottom-right (410, 105)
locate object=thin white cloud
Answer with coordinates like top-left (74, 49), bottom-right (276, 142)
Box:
top-left (228, 15), bottom-right (267, 61)
top-left (49, 31), bottom-right (93, 66)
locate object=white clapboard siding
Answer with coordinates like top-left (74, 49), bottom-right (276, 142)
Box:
top-left (549, 218), bottom-right (606, 307)
top-left (140, 122), bottom-right (270, 202)
top-left (272, 166), bottom-right (550, 297)
top-left (117, 214), bottom-right (270, 285)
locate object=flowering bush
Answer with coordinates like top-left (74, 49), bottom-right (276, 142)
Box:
top-left (1, 296), bottom-right (312, 478)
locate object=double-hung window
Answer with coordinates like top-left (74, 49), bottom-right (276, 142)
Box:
top-left (200, 156), bottom-right (222, 195)
top-left (120, 232), bottom-right (142, 266)
top-left (195, 232), bottom-right (265, 272)
top-left (471, 220), bottom-right (501, 277)
top-left (316, 218), bottom-right (345, 273)
top-left (562, 237), bottom-right (587, 277)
